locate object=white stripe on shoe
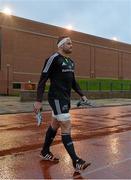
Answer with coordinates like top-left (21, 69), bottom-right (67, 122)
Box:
top-left (40, 152), bottom-right (59, 162)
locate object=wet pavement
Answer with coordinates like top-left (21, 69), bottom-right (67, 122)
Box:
top-left (0, 105), bottom-right (131, 179)
top-left (1, 96), bottom-right (131, 114)
top-left (0, 132), bottom-right (130, 179)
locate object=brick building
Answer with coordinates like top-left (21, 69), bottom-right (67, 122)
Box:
top-left (0, 12), bottom-right (131, 95)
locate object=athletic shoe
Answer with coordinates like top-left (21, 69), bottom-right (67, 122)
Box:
top-left (40, 151), bottom-right (59, 162)
top-left (73, 158), bottom-right (91, 172)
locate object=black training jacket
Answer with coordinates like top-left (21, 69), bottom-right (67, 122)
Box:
top-left (36, 52), bottom-right (84, 102)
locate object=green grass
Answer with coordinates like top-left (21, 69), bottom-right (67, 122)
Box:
top-left (45, 78), bottom-right (131, 91)
top-left (77, 78), bottom-right (131, 91)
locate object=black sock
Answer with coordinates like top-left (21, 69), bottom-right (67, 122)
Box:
top-left (42, 125), bottom-right (57, 154)
top-left (62, 133), bottom-right (78, 162)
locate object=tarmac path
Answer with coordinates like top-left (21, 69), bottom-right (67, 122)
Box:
top-left (0, 105), bottom-right (131, 179)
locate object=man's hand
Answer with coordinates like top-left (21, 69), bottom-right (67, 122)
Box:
top-left (81, 96), bottom-right (88, 101)
top-left (33, 101), bottom-right (42, 114)
top-left (77, 96), bottom-right (96, 107)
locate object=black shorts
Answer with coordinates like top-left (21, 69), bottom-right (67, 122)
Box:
top-left (48, 98), bottom-right (71, 121)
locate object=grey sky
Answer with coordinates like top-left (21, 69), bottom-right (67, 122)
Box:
top-left (0, 0), bottom-right (131, 44)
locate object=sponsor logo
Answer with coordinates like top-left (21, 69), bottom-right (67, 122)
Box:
top-left (62, 69), bottom-right (74, 72)
top-left (62, 62), bottom-right (67, 66)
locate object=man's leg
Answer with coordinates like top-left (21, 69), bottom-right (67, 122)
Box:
top-left (45, 98), bottom-right (90, 170)
top-left (49, 99), bottom-right (78, 161)
top-left (59, 119), bottom-right (91, 171)
top-left (60, 120), bottom-right (79, 162)
top-left (41, 118), bottom-right (59, 155)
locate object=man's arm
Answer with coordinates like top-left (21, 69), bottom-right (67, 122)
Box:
top-left (72, 73), bottom-right (87, 101)
top-left (36, 70), bottom-right (49, 102)
top-left (34, 53), bottom-right (57, 113)
top-left (34, 60), bottom-right (50, 113)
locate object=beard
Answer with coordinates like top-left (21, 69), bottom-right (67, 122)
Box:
top-left (63, 48), bottom-right (72, 54)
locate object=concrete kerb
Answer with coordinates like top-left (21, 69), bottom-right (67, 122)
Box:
top-left (1, 96), bottom-right (131, 115)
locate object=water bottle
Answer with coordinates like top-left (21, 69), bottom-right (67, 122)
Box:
top-left (36, 110), bottom-right (43, 126)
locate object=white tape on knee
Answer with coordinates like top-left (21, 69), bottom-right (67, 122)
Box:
top-left (52, 112), bottom-right (71, 121)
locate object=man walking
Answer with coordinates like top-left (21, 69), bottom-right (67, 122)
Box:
top-left (34, 36), bottom-right (91, 172)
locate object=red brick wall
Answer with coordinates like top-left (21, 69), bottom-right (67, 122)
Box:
top-left (0, 13), bottom-right (131, 95)
top-left (95, 47), bottom-right (119, 78)
top-left (123, 53), bottom-right (131, 79)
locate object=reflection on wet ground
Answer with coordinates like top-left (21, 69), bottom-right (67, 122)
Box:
top-left (0, 106), bottom-right (131, 178)
top-left (0, 106), bottom-right (131, 156)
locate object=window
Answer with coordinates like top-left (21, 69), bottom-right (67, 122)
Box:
top-left (13, 83), bottom-right (21, 89)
